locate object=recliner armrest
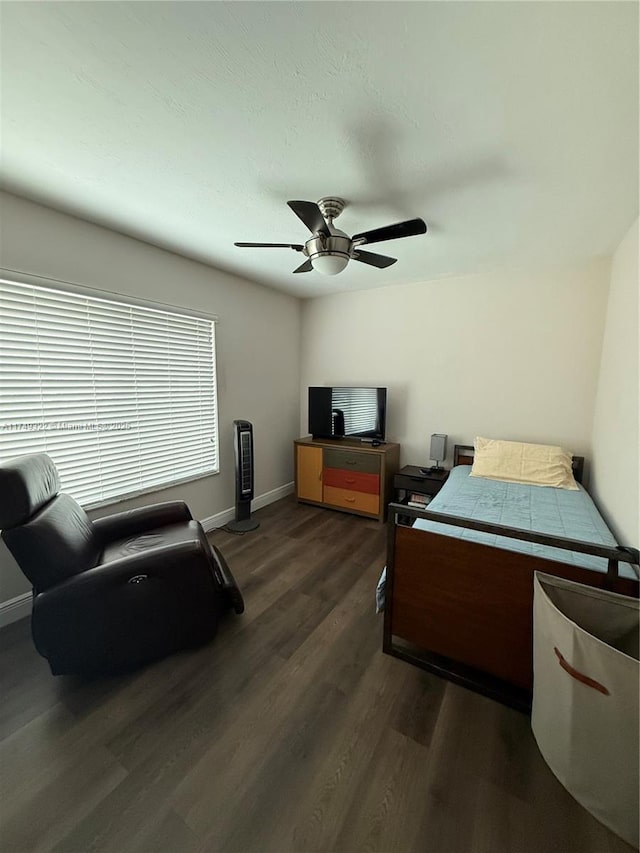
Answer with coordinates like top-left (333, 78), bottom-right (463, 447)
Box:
top-left (92, 501), bottom-right (193, 543)
top-left (34, 540), bottom-right (211, 608)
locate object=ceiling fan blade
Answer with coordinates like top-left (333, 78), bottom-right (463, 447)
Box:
top-left (352, 250), bottom-right (397, 269)
top-left (234, 242), bottom-right (304, 250)
top-left (292, 259), bottom-right (314, 274)
top-left (352, 218), bottom-right (427, 246)
top-left (287, 201), bottom-right (331, 236)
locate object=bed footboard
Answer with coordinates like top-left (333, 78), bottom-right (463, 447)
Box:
top-left (383, 505), bottom-right (639, 711)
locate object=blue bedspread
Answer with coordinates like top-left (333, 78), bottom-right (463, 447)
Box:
top-left (376, 466), bottom-right (635, 613)
top-left (413, 466), bottom-right (634, 575)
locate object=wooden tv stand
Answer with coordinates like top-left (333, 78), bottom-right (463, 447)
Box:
top-left (294, 437), bottom-right (400, 522)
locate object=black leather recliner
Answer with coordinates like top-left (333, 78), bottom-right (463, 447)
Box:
top-left (0, 453), bottom-right (244, 675)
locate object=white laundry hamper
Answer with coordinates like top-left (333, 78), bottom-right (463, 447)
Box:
top-left (532, 572), bottom-right (639, 848)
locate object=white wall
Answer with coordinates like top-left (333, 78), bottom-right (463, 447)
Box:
top-left (0, 191), bottom-right (301, 603)
top-left (590, 218), bottom-right (639, 545)
top-left (300, 258), bottom-right (611, 472)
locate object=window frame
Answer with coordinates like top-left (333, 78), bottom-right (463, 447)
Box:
top-left (0, 271), bottom-right (221, 510)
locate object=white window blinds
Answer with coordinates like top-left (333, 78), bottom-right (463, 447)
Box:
top-left (331, 387), bottom-right (380, 434)
top-left (0, 278), bottom-right (219, 508)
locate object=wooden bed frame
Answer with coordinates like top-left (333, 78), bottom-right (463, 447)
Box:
top-left (383, 445), bottom-right (640, 711)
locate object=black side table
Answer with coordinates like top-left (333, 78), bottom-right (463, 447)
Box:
top-left (394, 465), bottom-right (449, 505)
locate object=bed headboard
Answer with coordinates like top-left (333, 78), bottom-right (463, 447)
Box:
top-left (453, 444), bottom-right (585, 485)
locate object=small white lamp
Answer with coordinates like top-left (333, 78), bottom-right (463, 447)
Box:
top-left (429, 434), bottom-right (448, 472)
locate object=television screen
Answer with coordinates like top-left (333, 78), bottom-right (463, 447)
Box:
top-left (308, 387), bottom-right (387, 440)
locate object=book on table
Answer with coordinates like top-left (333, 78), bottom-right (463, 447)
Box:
top-left (407, 493), bottom-right (431, 508)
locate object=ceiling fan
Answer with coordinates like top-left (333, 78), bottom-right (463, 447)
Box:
top-left (234, 197), bottom-right (427, 276)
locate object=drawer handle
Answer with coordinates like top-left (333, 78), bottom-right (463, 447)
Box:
top-left (554, 647), bottom-right (609, 695)
top-left (345, 460), bottom-right (358, 466)
top-left (345, 497), bottom-right (356, 503)
top-left (345, 477), bottom-right (356, 484)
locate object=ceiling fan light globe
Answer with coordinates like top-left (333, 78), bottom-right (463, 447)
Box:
top-left (311, 254), bottom-right (350, 276)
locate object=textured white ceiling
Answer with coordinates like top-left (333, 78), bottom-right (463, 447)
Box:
top-left (1, 2), bottom-right (638, 298)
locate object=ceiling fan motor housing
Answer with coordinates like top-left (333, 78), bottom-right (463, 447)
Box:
top-left (305, 232), bottom-right (352, 262)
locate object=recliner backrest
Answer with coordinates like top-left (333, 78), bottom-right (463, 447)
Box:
top-left (0, 454), bottom-right (101, 592)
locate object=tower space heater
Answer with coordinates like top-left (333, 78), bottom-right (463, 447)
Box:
top-left (227, 420), bottom-right (259, 533)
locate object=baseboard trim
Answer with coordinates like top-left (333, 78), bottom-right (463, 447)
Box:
top-left (0, 483), bottom-right (295, 627)
top-left (0, 591), bottom-right (32, 628)
top-left (200, 481), bottom-right (294, 533)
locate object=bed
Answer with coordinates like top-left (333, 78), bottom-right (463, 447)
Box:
top-left (382, 443), bottom-right (639, 710)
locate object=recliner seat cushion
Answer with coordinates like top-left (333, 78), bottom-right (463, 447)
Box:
top-left (101, 519), bottom-right (210, 564)
top-left (0, 453), bottom-right (60, 529)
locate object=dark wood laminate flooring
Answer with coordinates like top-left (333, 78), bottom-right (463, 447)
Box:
top-left (0, 496), bottom-right (632, 853)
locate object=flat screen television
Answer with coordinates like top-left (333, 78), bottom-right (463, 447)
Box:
top-left (308, 386), bottom-right (387, 441)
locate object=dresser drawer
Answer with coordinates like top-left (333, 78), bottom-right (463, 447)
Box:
top-left (323, 468), bottom-right (380, 494)
top-left (323, 485), bottom-right (380, 515)
top-left (323, 448), bottom-right (380, 474)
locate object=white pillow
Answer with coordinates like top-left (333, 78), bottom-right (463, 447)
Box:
top-left (470, 437), bottom-right (578, 490)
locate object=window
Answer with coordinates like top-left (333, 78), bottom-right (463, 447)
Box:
top-left (0, 277), bottom-right (219, 508)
